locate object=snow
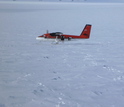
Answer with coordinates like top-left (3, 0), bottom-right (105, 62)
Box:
top-left (0, 1), bottom-right (124, 107)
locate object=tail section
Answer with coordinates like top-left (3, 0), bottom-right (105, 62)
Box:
top-left (80, 24), bottom-right (92, 39)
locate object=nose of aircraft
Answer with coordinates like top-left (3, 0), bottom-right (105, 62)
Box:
top-left (38, 35), bottom-right (44, 37)
top-left (36, 35), bottom-right (44, 40)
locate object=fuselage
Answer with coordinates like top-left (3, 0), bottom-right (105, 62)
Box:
top-left (36, 24), bottom-right (92, 40)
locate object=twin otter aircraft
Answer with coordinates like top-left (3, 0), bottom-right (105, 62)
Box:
top-left (36, 24), bottom-right (92, 42)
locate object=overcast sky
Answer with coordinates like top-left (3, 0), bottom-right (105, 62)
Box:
top-left (0, 0), bottom-right (124, 2)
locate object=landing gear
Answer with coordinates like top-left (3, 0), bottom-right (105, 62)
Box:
top-left (61, 36), bottom-right (65, 41)
top-left (55, 36), bottom-right (59, 44)
top-left (68, 37), bottom-right (72, 41)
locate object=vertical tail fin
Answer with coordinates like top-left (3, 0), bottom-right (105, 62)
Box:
top-left (80, 24), bottom-right (92, 39)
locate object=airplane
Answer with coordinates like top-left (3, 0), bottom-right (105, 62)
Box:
top-left (36, 24), bottom-right (92, 42)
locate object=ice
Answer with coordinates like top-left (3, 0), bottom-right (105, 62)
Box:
top-left (0, 1), bottom-right (124, 107)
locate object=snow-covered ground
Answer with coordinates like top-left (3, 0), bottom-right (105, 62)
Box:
top-left (0, 1), bottom-right (124, 107)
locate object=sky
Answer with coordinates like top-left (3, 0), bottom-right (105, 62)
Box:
top-left (0, 0), bottom-right (124, 2)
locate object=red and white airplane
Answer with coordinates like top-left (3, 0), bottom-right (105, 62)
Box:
top-left (36, 24), bottom-right (92, 41)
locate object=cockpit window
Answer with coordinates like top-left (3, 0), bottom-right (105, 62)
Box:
top-left (50, 32), bottom-right (63, 36)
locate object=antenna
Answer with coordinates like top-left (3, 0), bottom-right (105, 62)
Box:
top-left (46, 30), bottom-right (49, 33)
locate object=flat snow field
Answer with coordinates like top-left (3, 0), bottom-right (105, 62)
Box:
top-left (0, 1), bottom-right (124, 107)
